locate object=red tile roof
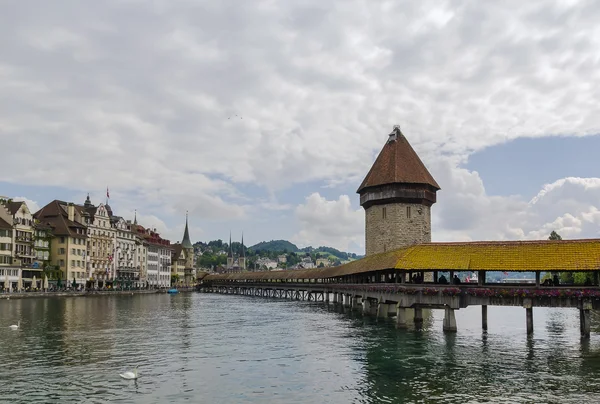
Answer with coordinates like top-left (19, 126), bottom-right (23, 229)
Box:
top-left (357, 127), bottom-right (440, 193)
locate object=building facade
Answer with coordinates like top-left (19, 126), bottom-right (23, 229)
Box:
top-left (35, 200), bottom-right (88, 286)
top-left (357, 126), bottom-right (440, 256)
top-left (0, 200), bottom-right (19, 291)
top-left (171, 215), bottom-right (195, 287)
top-left (133, 224), bottom-right (171, 288)
top-left (113, 216), bottom-right (142, 287)
top-left (81, 197), bottom-right (116, 286)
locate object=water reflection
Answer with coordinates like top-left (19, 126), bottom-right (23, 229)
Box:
top-left (3, 296), bottom-right (600, 403)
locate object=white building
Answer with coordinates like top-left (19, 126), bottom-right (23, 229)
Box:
top-left (257, 257), bottom-right (278, 270)
top-left (147, 244), bottom-right (159, 287)
top-left (113, 216), bottom-right (142, 287)
top-left (0, 201), bottom-right (19, 291)
top-left (158, 245), bottom-right (172, 288)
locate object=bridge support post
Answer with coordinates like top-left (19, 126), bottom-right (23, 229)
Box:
top-left (377, 301), bottom-right (388, 318)
top-left (526, 308), bottom-right (533, 335)
top-left (351, 296), bottom-right (361, 310)
top-left (581, 300), bottom-right (592, 338)
top-left (396, 306), bottom-right (407, 328)
top-left (325, 292), bottom-right (330, 304)
top-left (443, 307), bottom-right (457, 332)
top-left (362, 299), bottom-right (371, 314)
top-left (524, 298), bottom-right (533, 335)
top-left (482, 305), bottom-right (488, 331)
top-left (414, 307), bottom-right (423, 324)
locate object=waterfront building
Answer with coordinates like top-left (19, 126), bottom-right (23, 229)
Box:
top-left (113, 215), bottom-right (141, 288)
top-left (80, 196), bottom-right (116, 287)
top-left (357, 125), bottom-right (440, 256)
top-left (6, 201), bottom-right (35, 267)
top-left (0, 201), bottom-right (19, 291)
top-left (34, 200), bottom-right (88, 286)
top-left (171, 214), bottom-right (195, 287)
top-left (133, 224), bottom-right (171, 288)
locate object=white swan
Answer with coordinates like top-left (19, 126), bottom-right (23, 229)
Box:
top-left (9, 321), bottom-right (20, 330)
top-left (119, 367), bottom-right (138, 380)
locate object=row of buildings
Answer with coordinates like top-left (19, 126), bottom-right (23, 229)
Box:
top-left (0, 196), bottom-right (195, 291)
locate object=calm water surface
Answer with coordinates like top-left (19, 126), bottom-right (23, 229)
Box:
top-left (2, 293), bottom-right (600, 403)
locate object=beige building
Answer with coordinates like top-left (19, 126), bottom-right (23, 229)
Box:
top-left (315, 258), bottom-right (330, 267)
top-left (80, 196), bottom-right (116, 286)
top-left (0, 200), bottom-right (19, 291)
top-left (35, 200), bottom-right (88, 286)
top-left (357, 126), bottom-right (440, 256)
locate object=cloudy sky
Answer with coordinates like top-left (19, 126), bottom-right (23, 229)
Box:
top-left (2, 0), bottom-right (600, 253)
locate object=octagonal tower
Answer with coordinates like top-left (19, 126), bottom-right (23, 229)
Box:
top-left (357, 126), bottom-right (440, 256)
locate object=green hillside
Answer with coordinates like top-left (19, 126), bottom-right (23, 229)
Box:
top-left (249, 240), bottom-right (299, 253)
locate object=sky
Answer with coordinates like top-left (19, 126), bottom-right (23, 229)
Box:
top-left (2, 0), bottom-right (600, 254)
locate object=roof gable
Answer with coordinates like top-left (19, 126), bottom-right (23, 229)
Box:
top-left (357, 127), bottom-right (440, 193)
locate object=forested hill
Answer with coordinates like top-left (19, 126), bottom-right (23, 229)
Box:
top-left (248, 240), bottom-right (361, 260)
top-left (249, 240), bottom-right (298, 253)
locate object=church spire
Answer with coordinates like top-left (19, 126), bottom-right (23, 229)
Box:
top-left (241, 232), bottom-right (245, 258)
top-left (181, 211), bottom-right (193, 249)
top-left (228, 231), bottom-right (233, 258)
top-left (133, 209), bottom-right (137, 225)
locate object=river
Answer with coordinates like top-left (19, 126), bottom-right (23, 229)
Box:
top-left (2, 293), bottom-right (600, 403)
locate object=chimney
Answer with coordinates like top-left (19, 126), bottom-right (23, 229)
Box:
top-left (67, 203), bottom-right (75, 222)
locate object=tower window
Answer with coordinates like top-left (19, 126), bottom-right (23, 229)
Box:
top-left (382, 207), bottom-right (387, 219)
top-left (407, 206), bottom-right (411, 219)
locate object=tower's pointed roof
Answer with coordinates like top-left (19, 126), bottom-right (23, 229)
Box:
top-left (357, 126), bottom-right (440, 193)
top-left (181, 212), bottom-right (193, 249)
top-left (228, 231), bottom-right (233, 258)
top-left (241, 232), bottom-right (245, 258)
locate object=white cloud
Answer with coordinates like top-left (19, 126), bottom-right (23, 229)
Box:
top-left (2, 1), bottom-right (600, 249)
top-left (431, 158), bottom-right (600, 241)
top-left (292, 193), bottom-right (364, 252)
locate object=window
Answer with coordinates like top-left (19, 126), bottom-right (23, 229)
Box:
top-left (59, 248), bottom-right (66, 255)
top-left (60, 237), bottom-right (65, 243)
top-left (71, 260), bottom-right (75, 267)
top-left (71, 248), bottom-right (76, 255)
top-left (382, 207), bottom-right (387, 219)
top-left (407, 206), bottom-right (411, 219)
top-left (59, 259), bottom-right (65, 267)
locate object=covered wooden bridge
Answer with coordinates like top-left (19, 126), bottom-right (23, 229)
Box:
top-left (198, 239), bottom-right (600, 337)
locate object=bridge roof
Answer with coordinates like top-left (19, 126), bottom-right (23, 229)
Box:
top-left (203, 239), bottom-right (600, 281)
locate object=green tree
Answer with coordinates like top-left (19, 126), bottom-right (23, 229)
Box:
top-left (549, 231), bottom-right (562, 240)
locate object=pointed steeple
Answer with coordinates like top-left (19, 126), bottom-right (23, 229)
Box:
top-left (228, 231), bottom-right (233, 258)
top-left (133, 209), bottom-right (137, 225)
top-left (241, 232), bottom-right (245, 258)
top-left (181, 211), bottom-right (193, 249)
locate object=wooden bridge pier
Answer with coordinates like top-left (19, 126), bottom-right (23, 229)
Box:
top-left (204, 283), bottom-right (598, 338)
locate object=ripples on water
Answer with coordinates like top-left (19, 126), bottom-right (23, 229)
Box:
top-left (2, 294), bottom-right (600, 403)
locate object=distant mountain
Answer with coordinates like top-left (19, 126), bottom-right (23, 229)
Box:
top-left (300, 246), bottom-right (360, 260)
top-left (249, 240), bottom-right (299, 253)
top-left (248, 240), bottom-right (362, 260)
